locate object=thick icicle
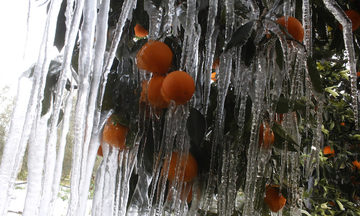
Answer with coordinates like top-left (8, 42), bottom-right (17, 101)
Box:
top-left (22, 98), bottom-right (51, 216)
top-left (91, 147), bottom-right (119, 215)
top-left (179, 0), bottom-right (201, 85)
top-left (202, 52), bottom-right (233, 212)
top-left (242, 55), bottom-right (268, 216)
top-left (77, 0), bottom-right (111, 215)
top-left (323, 0), bottom-right (359, 129)
top-left (49, 90), bottom-right (74, 215)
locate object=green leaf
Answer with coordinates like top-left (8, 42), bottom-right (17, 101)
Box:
top-left (272, 122), bottom-right (299, 151)
top-left (276, 95), bottom-right (289, 113)
top-left (241, 34), bottom-right (256, 67)
top-left (225, 21), bottom-right (254, 51)
top-left (187, 108), bottom-right (206, 147)
top-left (336, 200), bottom-right (345, 211)
top-left (325, 86), bottom-right (339, 98)
top-left (307, 57), bottom-right (324, 93)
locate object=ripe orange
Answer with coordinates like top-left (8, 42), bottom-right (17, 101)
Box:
top-left (340, 10), bottom-right (360, 31)
top-left (211, 72), bottom-right (217, 81)
top-left (136, 40), bottom-right (173, 75)
top-left (102, 116), bottom-right (129, 149)
top-left (134, 24), bottom-right (148, 38)
top-left (147, 76), bottom-right (169, 108)
top-left (323, 146), bottom-right (335, 157)
top-left (161, 71), bottom-right (195, 105)
top-left (264, 185), bottom-right (286, 212)
top-left (357, 72), bottom-right (360, 77)
top-left (340, 122), bottom-right (345, 126)
top-left (352, 160), bottom-right (360, 170)
top-left (276, 16), bottom-right (304, 42)
top-left (328, 201), bottom-right (336, 207)
top-left (163, 152), bottom-right (198, 182)
top-left (259, 123), bottom-right (275, 149)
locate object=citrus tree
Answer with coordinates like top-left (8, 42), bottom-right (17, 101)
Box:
top-left (2, 0), bottom-right (360, 215)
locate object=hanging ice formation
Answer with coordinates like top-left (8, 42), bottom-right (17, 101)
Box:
top-left (0, 0), bottom-right (358, 215)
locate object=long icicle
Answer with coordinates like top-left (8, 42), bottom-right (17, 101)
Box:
top-left (323, 0), bottom-right (359, 130)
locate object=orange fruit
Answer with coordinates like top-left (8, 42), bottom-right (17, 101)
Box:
top-left (276, 16), bottom-right (304, 42)
top-left (147, 76), bottom-right (169, 108)
top-left (259, 123), bottom-right (275, 149)
top-left (264, 185), bottom-right (286, 212)
top-left (136, 40), bottom-right (173, 75)
top-left (134, 24), bottom-right (148, 38)
top-left (102, 116), bottom-right (129, 149)
top-left (340, 10), bottom-right (360, 31)
top-left (357, 72), bottom-right (360, 77)
top-left (352, 160), bottom-right (360, 170)
top-left (161, 71), bottom-right (195, 105)
top-left (323, 146), bottom-right (335, 157)
top-left (211, 72), bottom-right (217, 82)
top-left (328, 201), bottom-right (336, 207)
top-left (340, 122), bottom-right (345, 126)
top-left (163, 152), bottom-right (198, 182)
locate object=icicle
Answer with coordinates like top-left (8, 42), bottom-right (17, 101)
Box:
top-left (22, 109), bottom-right (50, 216)
top-left (49, 90), bottom-right (74, 215)
top-left (145, 1), bottom-right (163, 40)
top-left (305, 100), bottom-right (323, 179)
top-left (287, 152), bottom-right (302, 216)
top-left (63, 0), bottom-right (89, 214)
top-left (302, 0), bottom-right (312, 56)
top-left (242, 55), bottom-right (268, 216)
top-left (150, 105), bottom-right (189, 215)
top-left (0, 72), bottom-right (31, 215)
top-left (92, 147), bottom-right (119, 216)
top-left (77, 0), bottom-right (111, 215)
top-left (162, 0), bottom-right (176, 36)
top-left (180, 0), bottom-right (201, 83)
top-left (74, 1), bottom-right (98, 214)
top-left (202, 0), bottom-right (219, 115)
top-left (0, 0), bottom-right (63, 213)
top-left (323, 0), bottom-right (358, 129)
top-left (202, 52), bottom-right (233, 212)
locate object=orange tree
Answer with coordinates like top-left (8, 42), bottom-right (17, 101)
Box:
top-left (48, 0), bottom-right (360, 214)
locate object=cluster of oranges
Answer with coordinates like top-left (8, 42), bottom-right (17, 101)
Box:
top-left (136, 40), bottom-right (195, 109)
